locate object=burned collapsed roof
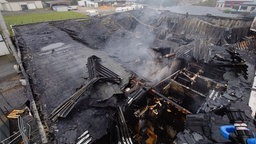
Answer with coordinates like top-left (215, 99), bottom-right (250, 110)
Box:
top-left (13, 7), bottom-right (256, 143)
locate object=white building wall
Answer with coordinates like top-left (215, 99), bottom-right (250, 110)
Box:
top-left (0, 4), bottom-right (3, 10)
top-left (78, 1), bottom-right (85, 6)
top-left (34, 1), bottom-right (43, 8)
top-left (9, 2), bottom-right (21, 11)
top-left (0, 42), bottom-right (10, 56)
top-left (85, 0), bottom-right (98, 8)
top-left (1, 1), bottom-right (43, 11)
top-left (53, 6), bottom-right (68, 11)
top-left (2, 3), bottom-right (12, 11)
top-left (27, 3), bottom-right (36, 9)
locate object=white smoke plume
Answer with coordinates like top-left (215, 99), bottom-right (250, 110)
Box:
top-left (104, 14), bottom-right (174, 83)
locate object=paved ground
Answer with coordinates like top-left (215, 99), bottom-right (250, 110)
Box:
top-left (74, 6), bottom-right (115, 16)
top-left (0, 55), bottom-right (28, 113)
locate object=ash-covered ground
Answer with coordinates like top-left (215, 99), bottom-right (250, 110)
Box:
top-left (14, 8), bottom-right (256, 143)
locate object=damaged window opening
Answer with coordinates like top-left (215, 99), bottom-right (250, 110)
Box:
top-left (1, 1), bottom-right (256, 144)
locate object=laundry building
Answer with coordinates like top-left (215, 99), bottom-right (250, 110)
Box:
top-left (0, 0), bottom-right (43, 11)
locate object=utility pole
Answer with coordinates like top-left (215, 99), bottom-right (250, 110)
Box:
top-left (0, 10), bottom-right (48, 143)
top-left (0, 10), bottom-right (14, 50)
top-left (0, 10), bottom-right (15, 58)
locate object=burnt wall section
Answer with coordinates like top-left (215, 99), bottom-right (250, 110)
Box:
top-left (50, 9), bottom-right (252, 51)
top-left (135, 9), bottom-right (252, 44)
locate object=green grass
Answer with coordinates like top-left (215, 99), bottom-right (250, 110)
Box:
top-left (3, 11), bottom-right (87, 34)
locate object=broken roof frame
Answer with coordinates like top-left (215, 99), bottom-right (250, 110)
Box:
top-left (49, 55), bottom-right (121, 121)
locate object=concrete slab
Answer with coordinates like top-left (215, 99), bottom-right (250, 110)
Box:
top-left (0, 55), bottom-right (16, 80)
top-left (0, 55), bottom-right (28, 113)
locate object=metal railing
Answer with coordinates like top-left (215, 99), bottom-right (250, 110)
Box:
top-left (0, 116), bottom-right (31, 144)
top-left (18, 116), bottom-right (31, 144)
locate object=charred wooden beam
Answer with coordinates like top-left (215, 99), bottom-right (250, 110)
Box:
top-left (163, 79), bottom-right (206, 98)
top-left (150, 89), bottom-right (192, 114)
top-left (127, 87), bottom-right (148, 105)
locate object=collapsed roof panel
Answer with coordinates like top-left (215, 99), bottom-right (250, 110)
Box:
top-left (14, 22), bottom-right (132, 142)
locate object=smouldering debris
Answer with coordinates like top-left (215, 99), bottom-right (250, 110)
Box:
top-left (13, 7), bottom-right (256, 144)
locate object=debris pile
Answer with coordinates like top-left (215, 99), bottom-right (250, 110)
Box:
top-left (13, 7), bottom-right (256, 144)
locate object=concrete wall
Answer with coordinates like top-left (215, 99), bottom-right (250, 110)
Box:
top-left (0, 35), bottom-right (10, 56)
top-left (0, 108), bottom-right (9, 143)
top-left (1, 1), bottom-right (43, 11)
top-left (0, 4), bottom-right (3, 10)
top-left (78, 1), bottom-right (85, 6)
top-left (1, 3), bottom-right (12, 11)
top-left (27, 3), bottom-right (36, 9)
top-left (85, 0), bottom-right (98, 7)
top-left (34, 1), bottom-right (43, 8)
top-left (0, 42), bottom-right (10, 56)
top-left (11, 2), bottom-right (22, 11)
top-left (52, 6), bottom-right (68, 11)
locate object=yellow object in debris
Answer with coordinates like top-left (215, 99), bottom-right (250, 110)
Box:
top-left (7, 109), bottom-right (25, 119)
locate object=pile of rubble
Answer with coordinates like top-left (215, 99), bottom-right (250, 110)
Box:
top-left (13, 7), bottom-right (256, 143)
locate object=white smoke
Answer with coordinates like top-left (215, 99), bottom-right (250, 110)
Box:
top-left (104, 15), bottom-right (173, 83)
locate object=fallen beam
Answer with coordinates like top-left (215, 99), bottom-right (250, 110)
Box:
top-left (49, 78), bottom-right (99, 121)
top-left (116, 106), bottom-right (133, 144)
top-left (150, 89), bottom-right (192, 114)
